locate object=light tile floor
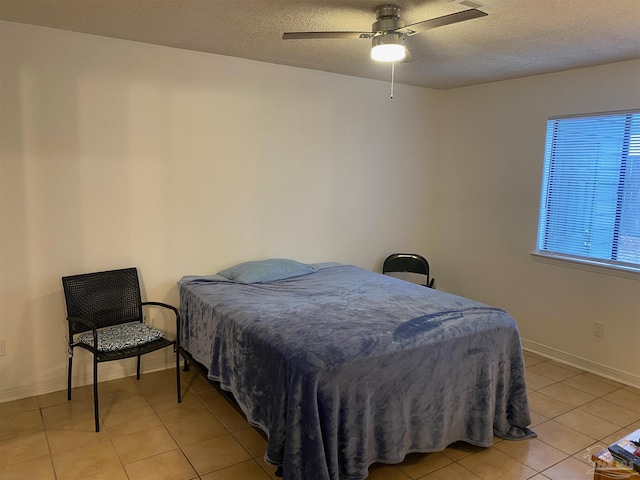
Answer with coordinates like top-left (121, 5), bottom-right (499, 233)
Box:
top-left (1, 351), bottom-right (639, 480)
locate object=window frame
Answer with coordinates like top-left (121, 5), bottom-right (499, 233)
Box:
top-left (533, 109), bottom-right (640, 277)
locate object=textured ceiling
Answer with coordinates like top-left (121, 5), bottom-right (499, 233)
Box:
top-left (1, 0), bottom-right (639, 89)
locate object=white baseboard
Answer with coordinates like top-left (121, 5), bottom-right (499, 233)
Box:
top-left (0, 355), bottom-right (174, 404)
top-left (521, 338), bottom-right (640, 389)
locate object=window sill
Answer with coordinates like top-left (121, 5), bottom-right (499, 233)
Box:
top-left (530, 252), bottom-right (640, 281)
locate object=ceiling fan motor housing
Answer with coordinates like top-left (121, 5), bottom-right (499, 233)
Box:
top-left (372, 4), bottom-right (404, 34)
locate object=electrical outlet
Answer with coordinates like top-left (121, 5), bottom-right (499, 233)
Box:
top-left (0, 338), bottom-right (6, 356)
top-left (593, 322), bottom-right (605, 338)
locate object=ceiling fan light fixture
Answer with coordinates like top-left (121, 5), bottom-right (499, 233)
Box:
top-left (371, 43), bottom-right (406, 62)
top-left (371, 33), bottom-right (406, 62)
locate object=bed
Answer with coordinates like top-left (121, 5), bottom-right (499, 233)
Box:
top-left (178, 260), bottom-right (534, 480)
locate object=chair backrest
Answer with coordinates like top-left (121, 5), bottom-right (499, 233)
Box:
top-left (383, 253), bottom-right (433, 287)
top-left (62, 267), bottom-right (143, 335)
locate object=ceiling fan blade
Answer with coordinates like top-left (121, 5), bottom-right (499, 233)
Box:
top-left (282, 31), bottom-right (374, 40)
top-left (395, 8), bottom-right (487, 36)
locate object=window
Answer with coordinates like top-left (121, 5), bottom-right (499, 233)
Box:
top-left (536, 110), bottom-right (640, 271)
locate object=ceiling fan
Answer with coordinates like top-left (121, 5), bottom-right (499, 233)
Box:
top-left (282, 4), bottom-right (488, 63)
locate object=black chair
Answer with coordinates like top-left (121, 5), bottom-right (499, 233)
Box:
top-left (62, 267), bottom-right (181, 432)
top-left (383, 253), bottom-right (435, 288)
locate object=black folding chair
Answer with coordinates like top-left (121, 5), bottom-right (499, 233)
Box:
top-left (383, 253), bottom-right (435, 288)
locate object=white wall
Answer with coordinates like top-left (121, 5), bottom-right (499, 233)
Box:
top-left (433, 60), bottom-right (640, 386)
top-left (1, 21), bottom-right (638, 402)
top-left (0, 21), bottom-right (439, 401)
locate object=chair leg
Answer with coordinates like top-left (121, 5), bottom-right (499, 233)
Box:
top-left (93, 356), bottom-right (100, 432)
top-left (136, 355), bottom-right (141, 380)
top-left (176, 347), bottom-right (182, 403)
top-left (182, 357), bottom-right (190, 372)
top-left (67, 355), bottom-right (73, 401)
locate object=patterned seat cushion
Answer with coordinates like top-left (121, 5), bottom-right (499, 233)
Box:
top-left (77, 322), bottom-right (164, 352)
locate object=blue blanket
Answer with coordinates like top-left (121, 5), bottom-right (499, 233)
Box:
top-left (179, 264), bottom-right (533, 480)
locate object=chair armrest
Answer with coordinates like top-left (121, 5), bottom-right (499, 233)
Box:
top-left (142, 302), bottom-right (180, 345)
top-left (67, 316), bottom-right (98, 346)
top-left (142, 301), bottom-right (178, 316)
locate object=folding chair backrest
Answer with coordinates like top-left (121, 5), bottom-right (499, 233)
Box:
top-left (383, 253), bottom-right (434, 288)
top-left (383, 254), bottom-right (429, 276)
top-left (62, 267), bottom-right (143, 335)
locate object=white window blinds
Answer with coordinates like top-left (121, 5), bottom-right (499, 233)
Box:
top-left (536, 110), bottom-right (640, 270)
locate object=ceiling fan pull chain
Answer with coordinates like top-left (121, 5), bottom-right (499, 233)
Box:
top-left (390, 60), bottom-right (395, 99)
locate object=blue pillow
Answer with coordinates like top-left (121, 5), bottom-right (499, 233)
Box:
top-left (217, 259), bottom-right (318, 283)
